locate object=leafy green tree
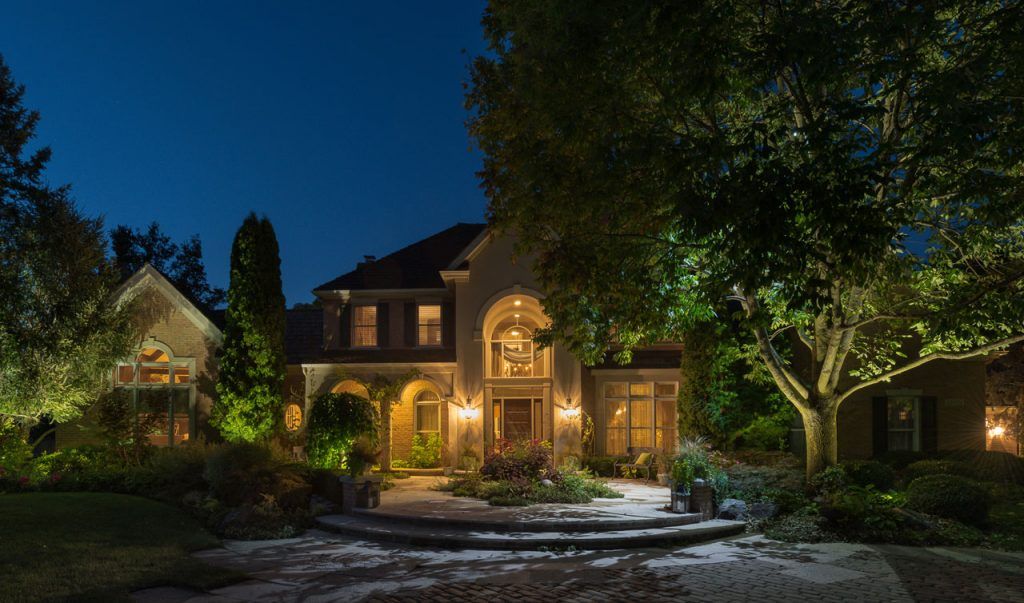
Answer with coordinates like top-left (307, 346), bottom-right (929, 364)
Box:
top-left (0, 54), bottom-right (134, 426)
top-left (337, 370), bottom-right (421, 471)
top-left (467, 1), bottom-right (1024, 477)
top-left (305, 392), bottom-right (380, 471)
top-left (213, 213), bottom-right (286, 442)
top-left (111, 223), bottom-right (225, 312)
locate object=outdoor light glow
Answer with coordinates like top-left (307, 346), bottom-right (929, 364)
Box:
top-left (459, 406), bottom-right (479, 420)
top-left (562, 406), bottom-right (581, 419)
top-left (989, 425), bottom-right (1006, 438)
top-left (513, 299), bottom-right (522, 306)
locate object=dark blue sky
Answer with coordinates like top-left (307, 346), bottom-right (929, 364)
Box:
top-left (2, 1), bottom-right (490, 304)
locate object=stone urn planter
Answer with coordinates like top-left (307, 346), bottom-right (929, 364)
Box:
top-left (340, 474), bottom-right (383, 514)
top-left (690, 478), bottom-right (714, 520)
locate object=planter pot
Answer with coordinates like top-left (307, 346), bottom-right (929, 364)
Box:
top-left (657, 473), bottom-right (670, 486)
top-left (690, 478), bottom-right (713, 520)
top-left (339, 475), bottom-right (383, 513)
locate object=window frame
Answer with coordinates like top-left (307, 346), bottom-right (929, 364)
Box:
top-left (603, 381), bottom-right (678, 455)
top-left (887, 396), bottom-right (921, 452)
top-left (113, 343), bottom-right (195, 447)
top-left (351, 305), bottom-right (378, 348)
top-left (416, 304), bottom-right (442, 348)
top-left (413, 390), bottom-right (442, 435)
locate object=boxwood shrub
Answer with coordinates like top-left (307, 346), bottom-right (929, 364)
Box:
top-left (841, 460), bottom-right (895, 491)
top-left (901, 459), bottom-right (973, 486)
top-left (905, 474), bottom-right (990, 527)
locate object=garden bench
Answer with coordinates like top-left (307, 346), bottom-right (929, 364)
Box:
top-left (613, 447), bottom-right (660, 481)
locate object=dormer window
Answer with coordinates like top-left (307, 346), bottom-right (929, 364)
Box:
top-left (353, 305), bottom-right (377, 347)
top-left (417, 304), bottom-right (442, 346)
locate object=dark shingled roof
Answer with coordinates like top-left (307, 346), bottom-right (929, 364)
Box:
top-left (314, 223), bottom-right (486, 292)
top-left (284, 308), bottom-right (324, 363)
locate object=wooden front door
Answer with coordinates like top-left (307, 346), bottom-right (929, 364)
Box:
top-left (502, 398), bottom-right (533, 442)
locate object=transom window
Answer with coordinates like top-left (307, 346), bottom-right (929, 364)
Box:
top-left (414, 390), bottom-right (441, 435)
top-left (352, 306), bottom-right (377, 347)
top-left (488, 314), bottom-right (545, 378)
top-left (417, 305), bottom-right (442, 346)
top-left (113, 345), bottom-right (193, 447)
top-left (887, 397), bottom-right (920, 451)
top-left (605, 381), bottom-right (678, 455)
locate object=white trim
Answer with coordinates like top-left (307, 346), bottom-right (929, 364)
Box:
top-left (446, 228), bottom-right (492, 270)
top-left (112, 264), bottom-right (223, 345)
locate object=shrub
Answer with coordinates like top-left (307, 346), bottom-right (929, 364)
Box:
top-left (203, 442), bottom-right (310, 510)
top-left (345, 436), bottom-right (380, 478)
top-left (672, 437), bottom-right (729, 503)
top-left (480, 439), bottom-right (553, 482)
top-left (129, 444), bottom-right (208, 500)
top-left (874, 450), bottom-right (931, 470)
top-left (0, 420), bottom-right (33, 476)
top-left (810, 465), bottom-right (848, 496)
top-left (942, 450), bottom-right (1024, 485)
top-left (905, 474), bottom-right (991, 527)
top-left (582, 455), bottom-right (626, 477)
top-left (902, 460), bottom-right (973, 486)
top-left (841, 460), bottom-right (896, 491)
top-left (305, 392), bottom-right (379, 470)
top-left (408, 433), bottom-right (443, 469)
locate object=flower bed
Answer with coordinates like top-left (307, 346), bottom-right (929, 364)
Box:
top-left (438, 439), bottom-right (622, 506)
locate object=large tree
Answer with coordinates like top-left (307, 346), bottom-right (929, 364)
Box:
top-left (213, 213), bottom-right (287, 442)
top-left (0, 55), bottom-right (134, 425)
top-left (111, 222), bottom-right (225, 312)
top-left (467, 1), bottom-right (1024, 477)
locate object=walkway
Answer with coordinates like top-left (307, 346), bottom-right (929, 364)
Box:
top-left (135, 533), bottom-right (1024, 602)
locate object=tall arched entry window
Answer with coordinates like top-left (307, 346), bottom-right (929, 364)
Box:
top-left (113, 343), bottom-right (194, 446)
top-left (488, 314), bottom-right (546, 378)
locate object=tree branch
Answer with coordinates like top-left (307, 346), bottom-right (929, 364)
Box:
top-left (838, 334), bottom-right (1024, 403)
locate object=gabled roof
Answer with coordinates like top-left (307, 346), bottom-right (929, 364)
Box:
top-left (314, 223), bottom-right (487, 293)
top-left (112, 264), bottom-right (224, 345)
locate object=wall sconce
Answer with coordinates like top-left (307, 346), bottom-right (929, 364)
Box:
top-left (561, 399), bottom-right (581, 420)
top-left (459, 401), bottom-right (479, 421)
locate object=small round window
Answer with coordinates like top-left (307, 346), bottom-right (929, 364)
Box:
top-left (284, 403), bottom-right (303, 432)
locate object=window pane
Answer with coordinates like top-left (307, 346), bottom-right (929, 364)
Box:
top-left (139, 364), bottom-right (170, 384)
top-left (888, 398), bottom-right (916, 429)
top-left (172, 364), bottom-right (190, 384)
top-left (630, 398), bottom-right (653, 447)
top-left (115, 365), bottom-right (135, 385)
top-left (171, 389), bottom-right (190, 445)
top-left (416, 403), bottom-right (439, 432)
top-left (888, 431), bottom-right (914, 452)
top-left (604, 382), bottom-right (627, 397)
top-left (986, 405), bottom-right (1019, 454)
top-left (656, 399), bottom-right (676, 427)
top-left (418, 305), bottom-right (442, 346)
top-left (353, 306), bottom-right (377, 347)
top-left (656, 428), bottom-right (677, 453)
top-left (418, 305), bottom-right (441, 324)
top-left (655, 383), bottom-right (677, 397)
top-left (137, 348), bottom-right (169, 363)
top-left (418, 325), bottom-right (442, 346)
top-left (607, 428), bottom-right (627, 455)
top-left (137, 389), bottom-right (169, 446)
top-left (629, 383), bottom-right (652, 397)
top-left (607, 400), bottom-right (627, 428)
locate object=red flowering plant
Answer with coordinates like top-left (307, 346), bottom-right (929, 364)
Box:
top-left (480, 439), bottom-right (555, 482)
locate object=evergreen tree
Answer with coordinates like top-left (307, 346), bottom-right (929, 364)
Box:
top-left (212, 213), bottom-right (286, 442)
top-left (0, 54), bottom-right (134, 424)
top-left (111, 222), bottom-right (225, 312)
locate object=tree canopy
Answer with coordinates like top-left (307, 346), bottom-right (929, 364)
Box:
top-left (0, 55), bottom-right (134, 425)
top-left (467, 0), bottom-right (1024, 476)
top-left (111, 222), bottom-right (225, 313)
top-left (212, 213), bottom-right (286, 442)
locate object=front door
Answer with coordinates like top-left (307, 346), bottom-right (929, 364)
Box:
top-left (503, 398), bottom-right (533, 441)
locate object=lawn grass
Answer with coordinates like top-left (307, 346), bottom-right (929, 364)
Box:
top-left (0, 492), bottom-right (242, 602)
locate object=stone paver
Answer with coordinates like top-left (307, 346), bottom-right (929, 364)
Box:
top-left (136, 533), bottom-right (1024, 602)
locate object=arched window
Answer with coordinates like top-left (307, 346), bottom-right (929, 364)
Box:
top-left (331, 379), bottom-right (369, 399)
top-left (113, 344), bottom-right (193, 447)
top-left (488, 314), bottom-right (545, 378)
top-left (414, 389), bottom-right (441, 435)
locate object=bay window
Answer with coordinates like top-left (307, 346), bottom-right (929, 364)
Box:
top-left (604, 381), bottom-right (678, 455)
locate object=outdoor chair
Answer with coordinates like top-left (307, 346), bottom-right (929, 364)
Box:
top-left (614, 447), bottom-right (659, 481)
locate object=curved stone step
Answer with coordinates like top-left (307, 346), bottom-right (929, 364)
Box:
top-left (352, 506), bottom-right (703, 533)
top-left (315, 514), bottom-right (746, 551)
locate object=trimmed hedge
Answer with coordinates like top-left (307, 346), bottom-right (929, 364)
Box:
top-left (905, 474), bottom-right (990, 527)
top-left (901, 460), bottom-right (973, 486)
top-left (841, 460), bottom-right (895, 491)
top-left (942, 450), bottom-right (1024, 485)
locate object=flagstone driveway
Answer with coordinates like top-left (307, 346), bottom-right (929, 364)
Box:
top-left (134, 532), bottom-right (1024, 602)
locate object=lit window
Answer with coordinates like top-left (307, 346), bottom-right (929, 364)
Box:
top-left (284, 403), bottom-right (303, 432)
top-left (488, 314), bottom-right (545, 377)
top-left (417, 305), bottom-right (442, 346)
top-left (887, 397), bottom-right (920, 451)
top-left (604, 381), bottom-right (679, 455)
top-left (986, 404), bottom-right (1019, 455)
top-left (414, 390), bottom-right (441, 434)
top-left (353, 306), bottom-right (377, 347)
top-left (113, 345), bottom-right (193, 447)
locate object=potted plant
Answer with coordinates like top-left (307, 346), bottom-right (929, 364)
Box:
top-left (669, 458), bottom-right (695, 513)
top-left (340, 436), bottom-right (383, 513)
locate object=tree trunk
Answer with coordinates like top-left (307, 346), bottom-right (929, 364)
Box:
top-left (802, 404), bottom-right (839, 480)
top-left (379, 400), bottom-right (392, 472)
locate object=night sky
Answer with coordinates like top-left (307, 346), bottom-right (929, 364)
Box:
top-left (1, 1), bottom-right (490, 305)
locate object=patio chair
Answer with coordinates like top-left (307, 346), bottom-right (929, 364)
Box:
top-left (614, 447), bottom-right (659, 481)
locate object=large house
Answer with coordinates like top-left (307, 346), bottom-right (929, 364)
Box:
top-left (58, 223), bottom-right (1022, 464)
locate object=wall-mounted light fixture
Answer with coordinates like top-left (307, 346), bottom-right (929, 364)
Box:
top-left (459, 400), bottom-right (479, 421)
top-left (561, 399), bottom-right (581, 420)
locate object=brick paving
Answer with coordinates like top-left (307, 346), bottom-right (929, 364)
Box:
top-left (137, 532), bottom-right (1024, 602)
